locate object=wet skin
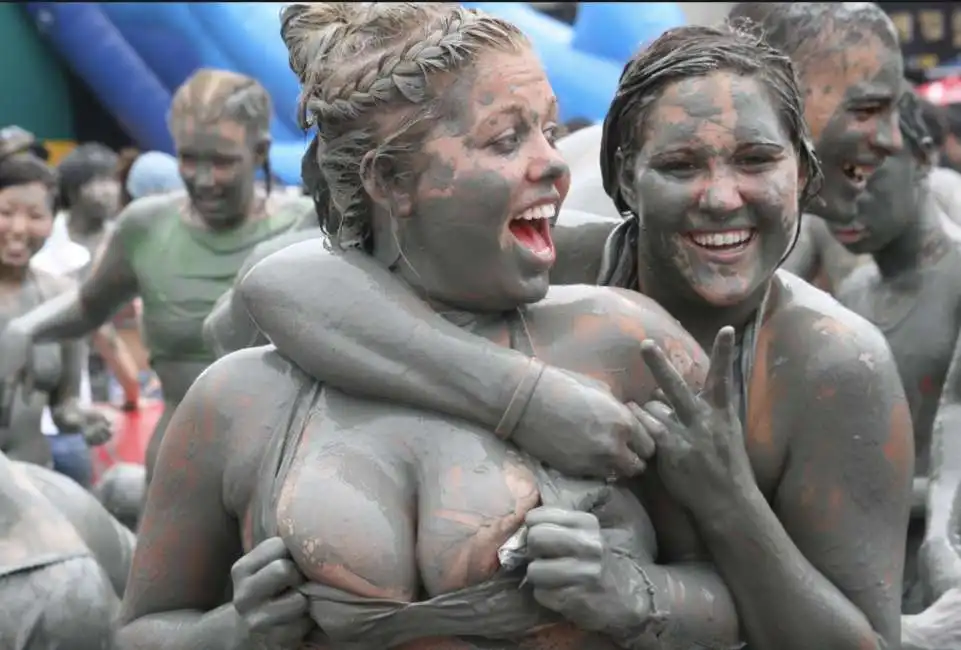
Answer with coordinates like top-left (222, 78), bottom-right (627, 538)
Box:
top-left (0, 449), bottom-right (132, 649)
top-left (781, 214), bottom-right (870, 294)
top-left (799, 24), bottom-right (903, 225)
top-left (0, 182), bottom-right (96, 466)
top-left (119, 48), bottom-right (748, 650)
top-left (833, 142), bottom-right (961, 608)
top-left (0, 118), bottom-right (311, 484)
top-left (241, 67), bottom-right (914, 650)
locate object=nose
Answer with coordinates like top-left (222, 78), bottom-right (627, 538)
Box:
top-left (6, 212), bottom-right (28, 238)
top-left (698, 169), bottom-right (745, 217)
top-left (872, 109), bottom-right (903, 156)
top-left (526, 137), bottom-right (570, 192)
top-left (194, 164), bottom-right (216, 188)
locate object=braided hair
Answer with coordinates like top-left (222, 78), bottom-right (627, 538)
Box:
top-left (280, 2), bottom-right (527, 251)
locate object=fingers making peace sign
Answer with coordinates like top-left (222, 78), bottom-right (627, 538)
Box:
top-left (631, 326), bottom-right (756, 515)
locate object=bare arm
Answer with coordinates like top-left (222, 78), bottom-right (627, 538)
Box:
top-left (92, 325), bottom-right (140, 405)
top-left (696, 325), bottom-right (912, 650)
top-left (923, 311), bottom-right (961, 599)
top-left (239, 241), bottom-right (534, 433)
top-left (15, 202), bottom-right (145, 343)
top-left (116, 357), bottom-right (249, 650)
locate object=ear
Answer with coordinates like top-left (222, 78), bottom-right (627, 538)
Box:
top-left (360, 150), bottom-right (413, 218)
top-left (614, 148), bottom-right (639, 213)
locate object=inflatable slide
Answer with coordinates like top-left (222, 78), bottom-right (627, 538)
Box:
top-left (23, 2), bottom-right (685, 186)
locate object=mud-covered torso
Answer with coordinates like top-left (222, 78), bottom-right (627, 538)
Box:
top-left (225, 288), bottom-right (668, 650)
top-left (837, 246), bottom-right (961, 477)
top-left (0, 270), bottom-right (68, 462)
top-left (124, 195), bottom-right (310, 370)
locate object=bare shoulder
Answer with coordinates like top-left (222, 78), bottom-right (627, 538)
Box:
top-left (774, 270), bottom-right (894, 371)
top-left (111, 192), bottom-right (184, 244)
top-left (539, 284), bottom-right (708, 375)
top-left (833, 260), bottom-right (878, 306)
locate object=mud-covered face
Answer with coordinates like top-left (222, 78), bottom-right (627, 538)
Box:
top-left (832, 139), bottom-right (924, 254)
top-left (173, 117), bottom-right (261, 229)
top-left (74, 175), bottom-right (120, 223)
top-left (802, 30), bottom-right (903, 225)
top-left (0, 182), bottom-right (54, 269)
top-left (625, 71), bottom-right (801, 307)
top-left (393, 47), bottom-right (569, 312)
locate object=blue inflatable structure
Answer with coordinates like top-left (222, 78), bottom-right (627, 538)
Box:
top-left (23, 2), bottom-right (685, 185)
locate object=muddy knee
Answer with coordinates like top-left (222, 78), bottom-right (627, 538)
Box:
top-left (0, 556), bottom-right (119, 650)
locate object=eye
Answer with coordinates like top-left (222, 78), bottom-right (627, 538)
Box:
top-left (656, 159), bottom-right (699, 178)
top-left (489, 130), bottom-right (521, 155)
top-left (543, 125), bottom-right (560, 148)
top-left (851, 103), bottom-right (886, 122)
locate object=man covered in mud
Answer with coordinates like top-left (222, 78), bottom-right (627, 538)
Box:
top-left (0, 69), bottom-right (313, 486)
top-left (829, 86), bottom-right (961, 634)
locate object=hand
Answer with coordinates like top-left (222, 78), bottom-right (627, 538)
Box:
top-left (79, 408), bottom-right (113, 446)
top-left (231, 536), bottom-right (313, 646)
top-left (902, 588), bottom-right (961, 650)
top-left (920, 536), bottom-right (961, 603)
top-left (633, 326), bottom-right (754, 514)
top-left (524, 506), bottom-right (650, 642)
top-left (514, 366), bottom-right (655, 480)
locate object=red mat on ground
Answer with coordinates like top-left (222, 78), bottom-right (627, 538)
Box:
top-left (90, 399), bottom-right (162, 482)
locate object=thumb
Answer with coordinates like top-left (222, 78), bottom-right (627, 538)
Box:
top-left (572, 485), bottom-right (613, 513)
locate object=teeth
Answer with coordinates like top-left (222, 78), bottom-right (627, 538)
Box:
top-left (843, 164), bottom-right (866, 183)
top-left (513, 204), bottom-right (557, 222)
top-left (690, 229), bottom-right (753, 248)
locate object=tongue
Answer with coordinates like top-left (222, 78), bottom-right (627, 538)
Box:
top-left (509, 220), bottom-right (551, 255)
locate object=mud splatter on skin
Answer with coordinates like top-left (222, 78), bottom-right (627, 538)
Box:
top-left (384, 48), bottom-right (570, 313)
top-left (172, 115), bottom-right (263, 231)
top-left (628, 71), bottom-right (800, 316)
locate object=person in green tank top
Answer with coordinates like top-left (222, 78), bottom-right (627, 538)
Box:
top-left (0, 68), bottom-right (313, 486)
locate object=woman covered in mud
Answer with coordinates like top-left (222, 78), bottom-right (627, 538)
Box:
top-left (0, 128), bottom-right (111, 469)
top-left (114, 6), bottom-right (806, 650)
top-left (237, 6), bottom-right (917, 650)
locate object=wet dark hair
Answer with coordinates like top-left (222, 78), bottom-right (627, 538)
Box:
top-left (944, 104), bottom-right (961, 140)
top-left (0, 127), bottom-right (56, 196)
top-left (728, 2), bottom-right (899, 69)
top-left (601, 22), bottom-right (822, 215)
top-left (918, 96), bottom-right (947, 149)
top-left (899, 88), bottom-right (935, 159)
top-left (56, 143), bottom-right (118, 210)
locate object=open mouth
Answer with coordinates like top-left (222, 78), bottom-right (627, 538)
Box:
top-left (841, 163), bottom-right (875, 192)
top-left (830, 225), bottom-right (868, 244)
top-left (508, 203), bottom-right (556, 262)
top-left (683, 228), bottom-right (757, 262)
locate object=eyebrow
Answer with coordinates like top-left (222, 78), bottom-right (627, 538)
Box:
top-left (487, 97), bottom-right (559, 121)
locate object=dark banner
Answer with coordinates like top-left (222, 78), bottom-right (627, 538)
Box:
top-left (877, 2), bottom-right (960, 78)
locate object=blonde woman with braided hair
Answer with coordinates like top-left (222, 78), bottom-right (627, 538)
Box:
top-left (116, 4), bottom-right (755, 649)
top-left (0, 69), bottom-right (314, 490)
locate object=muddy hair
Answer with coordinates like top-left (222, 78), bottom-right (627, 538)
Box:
top-left (601, 23), bottom-right (822, 215)
top-left (280, 2), bottom-right (528, 251)
top-left (55, 143), bottom-right (118, 212)
top-left (168, 68), bottom-right (275, 195)
top-left (728, 2), bottom-right (899, 73)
